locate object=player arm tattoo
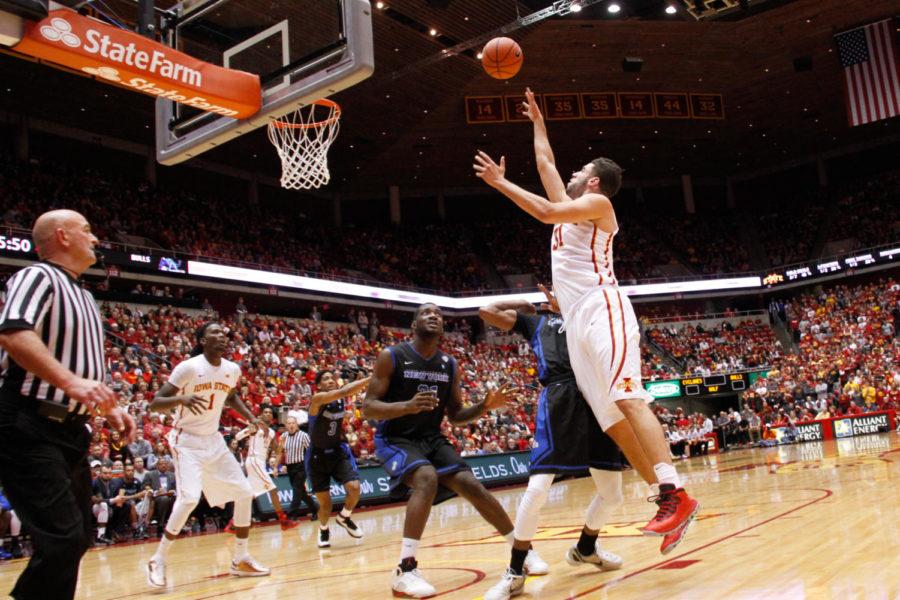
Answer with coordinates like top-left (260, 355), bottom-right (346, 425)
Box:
top-left (479, 300), bottom-right (536, 331)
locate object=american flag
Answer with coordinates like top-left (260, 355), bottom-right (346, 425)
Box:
top-left (834, 19), bottom-right (900, 127)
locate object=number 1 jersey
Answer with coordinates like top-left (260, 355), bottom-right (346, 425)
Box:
top-left (167, 354), bottom-right (242, 436)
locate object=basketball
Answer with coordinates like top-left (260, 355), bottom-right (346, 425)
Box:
top-left (481, 37), bottom-right (523, 80)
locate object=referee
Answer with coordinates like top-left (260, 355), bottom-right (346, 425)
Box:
top-left (0, 209), bottom-right (135, 600)
top-left (277, 415), bottom-right (319, 519)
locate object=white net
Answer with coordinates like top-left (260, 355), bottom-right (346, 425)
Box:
top-left (267, 100), bottom-right (341, 190)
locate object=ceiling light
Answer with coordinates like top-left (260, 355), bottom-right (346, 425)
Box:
top-left (607, 3), bottom-right (620, 14)
top-left (476, 52), bottom-right (483, 59)
top-left (571, 2), bottom-right (582, 12)
top-left (665, 5), bottom-right (676, 14)
top-left (429, 28), bottom-right (438, 36)
top-left (375, 1), bottom-right (384, 8)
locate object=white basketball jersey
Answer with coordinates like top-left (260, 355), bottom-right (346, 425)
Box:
top-left (245, 426), bottom-right (274, 462)
top-left (550, 221), bottom-right (618, 317)
top-left (168, 354), bottom-right (242, 436)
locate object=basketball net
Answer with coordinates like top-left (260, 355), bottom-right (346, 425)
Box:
top-left (267, 99), bottom-right (341, 190)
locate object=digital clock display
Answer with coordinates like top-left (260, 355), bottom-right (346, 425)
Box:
top-left (0, 236), bottom-right (32, 253)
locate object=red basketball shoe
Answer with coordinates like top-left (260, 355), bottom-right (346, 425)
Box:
top-left (659, 510), bottom-right (697, 554)
top-left (639, 484), bottom-right (699, 536)
top-left (279, 515), bottom-right (300, 531)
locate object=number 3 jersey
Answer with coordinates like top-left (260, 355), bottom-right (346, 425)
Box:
top-left (167, 354), bottom-right (242, 436)
top-left (309, 399), bottom-right (347, 449)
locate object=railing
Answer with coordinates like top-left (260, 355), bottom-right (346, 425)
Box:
top-left (105, 328), bottom-right (167, 372)
top-left (643, 309), bottom-right (768, 325)
top-left (1, 225), bottom-right (896, 297)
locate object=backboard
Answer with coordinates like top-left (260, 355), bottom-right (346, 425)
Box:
top-left (155, 0), bottom-right (373, 165)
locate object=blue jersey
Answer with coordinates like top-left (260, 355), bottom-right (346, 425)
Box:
top-left (309, 399), bottom-right (345, 449)
top-left (377, 342), bottom-right (457, 439)
top-left (513, 314), bottom-right (574, 385)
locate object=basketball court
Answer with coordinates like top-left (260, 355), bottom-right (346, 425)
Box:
top-left (0, 1), bottom-right (898, 599)
top-left (1, 432), bottom-right (895, 599)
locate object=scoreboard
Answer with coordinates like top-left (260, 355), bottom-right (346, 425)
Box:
top-left (680, 373), bottom-right (749, 396)
top-left (644, 370), bottom-right (765, 400)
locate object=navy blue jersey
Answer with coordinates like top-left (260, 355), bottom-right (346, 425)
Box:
top-left (377, 342), bottom-right (457, 439)
top-left (309, 399), bottom-right (345, 449)
top-left (513, 314), bottom-right (574, 385)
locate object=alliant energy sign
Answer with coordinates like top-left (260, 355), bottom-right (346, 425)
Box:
top-left (774, 422), bottom-right (824, 443)
top-left (833, 413), bottom-right (890, 438)
top-left (12, 9), bottom-right (260, 118)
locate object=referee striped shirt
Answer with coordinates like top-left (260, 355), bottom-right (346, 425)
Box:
top-left (281, 429), bottom-right (311, 465)
top-left (0, 262), bottom-right (105, 414)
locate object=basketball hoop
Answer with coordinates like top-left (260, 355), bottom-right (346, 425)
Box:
top-left (267, 99), bottom-right (341, 190)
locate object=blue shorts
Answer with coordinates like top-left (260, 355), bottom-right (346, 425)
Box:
top-left (530, 380), bottom-right (624, 474)
top-left (306, 443), bottom-right (359, 493)
top-left (375, 434), bottom-right (469, 493)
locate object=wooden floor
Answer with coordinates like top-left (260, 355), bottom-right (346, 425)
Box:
top-left (3, 432), bottom-right (899, 599)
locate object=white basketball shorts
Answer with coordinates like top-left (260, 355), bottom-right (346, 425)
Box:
top-left (565, 286), bottom-right (653, 430)
top-left (167, 429), bottom-right (253, 508)
top-left (245, 457), bottom-right (277, 497)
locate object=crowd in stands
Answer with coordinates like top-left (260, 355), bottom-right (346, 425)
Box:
top-left (646, 215), bottom-right (753, 275)
top-left (649, 279), bottom-right (900, 454)
top-left (742, 279), bottom-right (899, 427)
top-left (641, 346), bottom-right (678, 381)
top-left (645, 318), bottom-right (781, 376)
top-left (755, 202), bottom-right (826, 267)
top-left (0, 156), bottom-right (487, 292)
top-left (819, 170), bottom-right (900, 251)
top-left (2, 154), bottom-right (897, 292)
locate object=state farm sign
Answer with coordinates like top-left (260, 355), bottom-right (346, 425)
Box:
top-left (13, 9), bottom-right (260, 118)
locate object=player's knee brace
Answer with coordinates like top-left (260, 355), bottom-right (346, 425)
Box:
top-left (514, 473), bottom-right (554, 541)
top-left (590, 468), bottom-right (624, 507)
top-left (584, 469), bottom-right (624, 531)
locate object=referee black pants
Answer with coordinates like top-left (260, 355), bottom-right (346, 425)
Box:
top-left (286, 463), bottom-right (318, 518)
top-left (0, 399), bottom-right (92, 600)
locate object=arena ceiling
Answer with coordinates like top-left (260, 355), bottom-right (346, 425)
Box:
top-left (1, 0), bottom-right (898, 194)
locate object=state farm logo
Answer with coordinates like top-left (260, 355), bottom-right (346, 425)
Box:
top-left (40, 17), bottom-right (80, 47)
top-left (36, 16), bottom-right (202, 87)
top-left (83, 66), bottom-right (121, 81)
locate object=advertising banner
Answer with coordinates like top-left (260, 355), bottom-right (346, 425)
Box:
top-left (12, 8), bottom-right (260, 118)
top-left (774, 421), bottom-right (824, 443)
top-left (644, 380), bottom-right (682, 399)
top-left (833, 413), bottom-right (890, 438)
top-left (255, 451), bottom-right (532, 516)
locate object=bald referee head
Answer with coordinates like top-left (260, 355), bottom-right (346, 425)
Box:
top-left (32, 209), bottom-right (100, 276)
